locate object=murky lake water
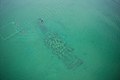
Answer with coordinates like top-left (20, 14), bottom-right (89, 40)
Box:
top-left (0, 0), bottom-right (120, 80)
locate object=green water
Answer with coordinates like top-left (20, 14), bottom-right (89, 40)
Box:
top-left (0, 0), bottom-right (120, 80)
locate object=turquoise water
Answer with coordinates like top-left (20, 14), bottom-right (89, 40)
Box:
top-left (0, 0), bottom-right (120, 80)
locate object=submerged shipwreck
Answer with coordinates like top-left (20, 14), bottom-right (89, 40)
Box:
top-left (38, 18), bottom-right (83, 69)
